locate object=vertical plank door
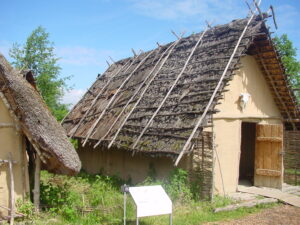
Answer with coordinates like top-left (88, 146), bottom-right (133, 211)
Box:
top-left (254, 124), bottom-right (283, 189)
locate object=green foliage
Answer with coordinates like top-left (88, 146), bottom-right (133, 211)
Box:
top-left (19, 170), bottom-right (278, 225)
top-left (16, 198), bottom-right (35, 220)
top-left (164, 168), bottom-right (193, 201)
top-left (273, 34), bottom-right (300, 100)
top-left (9, 26), bottom-right (70, 120)
top-left (141, 168), bottom-right (193, 202)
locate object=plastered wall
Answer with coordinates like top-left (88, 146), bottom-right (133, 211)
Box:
top-left (213, 55), bottom-right (282, 194)
top-left (0, 98), bottom-right (29, 217)
top-left (78, 144), bottom-right (188, 184)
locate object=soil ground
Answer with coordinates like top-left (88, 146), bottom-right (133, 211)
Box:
top-left (205, 204), bottom-right (300, 225)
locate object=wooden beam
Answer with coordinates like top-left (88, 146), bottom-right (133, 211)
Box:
top-left (69, 60), bottom-right (131, 138)
top-left (8, 153), bottom-right (15, 225)
top-left (108, 37), bottom-right (183, 149)
top-left (131, 27), bottom-right (209, 151)
top-left (0, 123), bottom-right (15, 128)
top-left (175, 3), bottom-right (261, 166)
top-left (82, 50), bottom-right (155, 146)
top-left (33, 155), bottom-right (41, 213)
top-left (94, 36), bottom-right (184, 148)
top-left (256, 50), bottom-right (296, 130)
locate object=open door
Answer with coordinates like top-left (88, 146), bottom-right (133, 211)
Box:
top-left (254, 124), bottom-right (283, 189)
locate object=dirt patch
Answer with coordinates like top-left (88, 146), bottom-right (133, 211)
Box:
top-left (205, 205), bottom-right (300, 225)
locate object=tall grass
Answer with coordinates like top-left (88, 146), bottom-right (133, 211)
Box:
top-left (15, 169), bottom-right (277, 225)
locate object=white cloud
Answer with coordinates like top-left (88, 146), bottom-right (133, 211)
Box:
top-left (129, 0), bottom-right (246, 22)
top-left (55, 46), bottom-right (115, 66)
top-left (61, 89), bottom-right (85, 108)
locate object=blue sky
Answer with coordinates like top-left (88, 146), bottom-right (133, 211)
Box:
top-left (1, 0), bottom-right (299, 106)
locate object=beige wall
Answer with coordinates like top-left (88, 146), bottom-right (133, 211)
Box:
top-left (213, 55), bottom-right (282, 195)
top-left (0, 98), bottom-right (29, 217)
top-left (78, 144), bottom-right (188, 184)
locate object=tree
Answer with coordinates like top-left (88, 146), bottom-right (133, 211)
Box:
top-left (9, 26), bottom-right (69, 121)
top-left (273, 34), bottom-right (300, 101)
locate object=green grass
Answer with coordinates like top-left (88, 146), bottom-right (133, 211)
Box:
top-left (14, 170), bottom-right (278, 225)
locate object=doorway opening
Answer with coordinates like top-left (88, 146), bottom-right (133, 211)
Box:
top-left (239, 122), bottom-right (256, 186)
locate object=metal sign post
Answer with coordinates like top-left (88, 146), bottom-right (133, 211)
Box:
top-left (121, 184), bottom-right (129, 225)
top-left (122, 185), bottom-right (173, 225)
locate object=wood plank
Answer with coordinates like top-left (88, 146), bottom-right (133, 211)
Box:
top-left (256, 168), bottom-right (281, 177)
top-left (256, 137), bottom-right (282, 142)
top-left (238, 185), bottom-right (300, 208)
top-left (255, 125), bottom-right (283, 189)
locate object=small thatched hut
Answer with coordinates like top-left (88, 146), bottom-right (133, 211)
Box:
top-left (0, 53), bottom-right (81, 219)
top-left (63, 14), bottom-right (299, 198)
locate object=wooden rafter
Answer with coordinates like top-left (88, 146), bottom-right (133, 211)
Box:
top-left (68, 60), bottom-right (132, 138)
top-left (94, 38), bottom-right (183, 148)
top-left (255, 45), bottom-right (296, 130)
top-left (131, 26), bottom-right (210, 150)
top-left (175, 3), bottom-right (261, 166)
top-left (108, 37), bottom-right (184, 149)
top-left (82, 50), bottom-right (156, 146)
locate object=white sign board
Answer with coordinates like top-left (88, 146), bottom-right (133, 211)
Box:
top-left (129, 185), bottom-right (172, 218)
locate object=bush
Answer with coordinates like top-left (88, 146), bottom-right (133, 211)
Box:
top-left (16, 198), bottom-right (35, 220)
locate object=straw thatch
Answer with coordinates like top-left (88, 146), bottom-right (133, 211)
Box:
top-left (0, 53), bottom-right (81, 175)
top-left (63, 15), bottom-right (300, 157)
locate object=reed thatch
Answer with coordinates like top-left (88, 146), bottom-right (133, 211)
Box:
top-left (0, 53), bottom-right (81, 175)
top-left (63, 15), bottom-right (300, 157)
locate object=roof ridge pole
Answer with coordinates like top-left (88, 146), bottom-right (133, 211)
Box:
top-left (82, 50), bottom-right (156, 147)
top-left (174, 0), bottom-right (262, 166)
top-left (95, 37), bottom-right (184, 148)
top-left (131, 27), bottom-right (210, 151)
top-left (68, 59), bottom-right (132, 138)
top-left (107, 38), bottom-right (183, 149)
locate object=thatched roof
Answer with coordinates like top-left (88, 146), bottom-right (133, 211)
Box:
top-left (0, 53), bottom-right (81, 175)
top-left (63, 15), bottom-right (300, 157)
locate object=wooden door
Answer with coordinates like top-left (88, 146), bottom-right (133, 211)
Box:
top-left (254, 124), bottom-right (283, 189)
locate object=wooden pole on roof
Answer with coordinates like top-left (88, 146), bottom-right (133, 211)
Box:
top-left (82, 50), bottom-right (155, 147)
top-left (95, 35), bottom-right (184, 148)
top-left (108, 36), bottom-right (184, 149)
top-left (131, 27), bottom-right (209, 150)
top-left (171, 30), bottom-right (180, 40)
top-left (68, 60), bottom-right (132, 138)
top-left (109, 56), bottom-right (115, 63)
top-left (175, 0), bottom-right (262, 166)
top-left (270, 6), bottom-right (278, 29)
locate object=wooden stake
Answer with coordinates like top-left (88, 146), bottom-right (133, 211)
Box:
top-left (109, 56), bottom-right (115, 63)
top-left (8, 153), bottom-right (15, 225)
top-left (171, 30), bottom-right (180, 40)
top-left (108, 36), bottom-right (183, 149)
top-left (270, 6), bottom-right (278, 29)
top-left (253, 0), bottom-right (263, 19)
top-left (69, 60), bottom-right (131, 138)
top-left (131, 27), bottom-right (209, 150)
top-left (94, 38), bottom-right (181, 148)
top-left (82, 50), bottom-right (155, 147)
top-left (33, 155), bottom-right (41, 213)
top-left (175, 1), bottom-right (262, 166)
top-left (131, 49), bottom-right (137, 57)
